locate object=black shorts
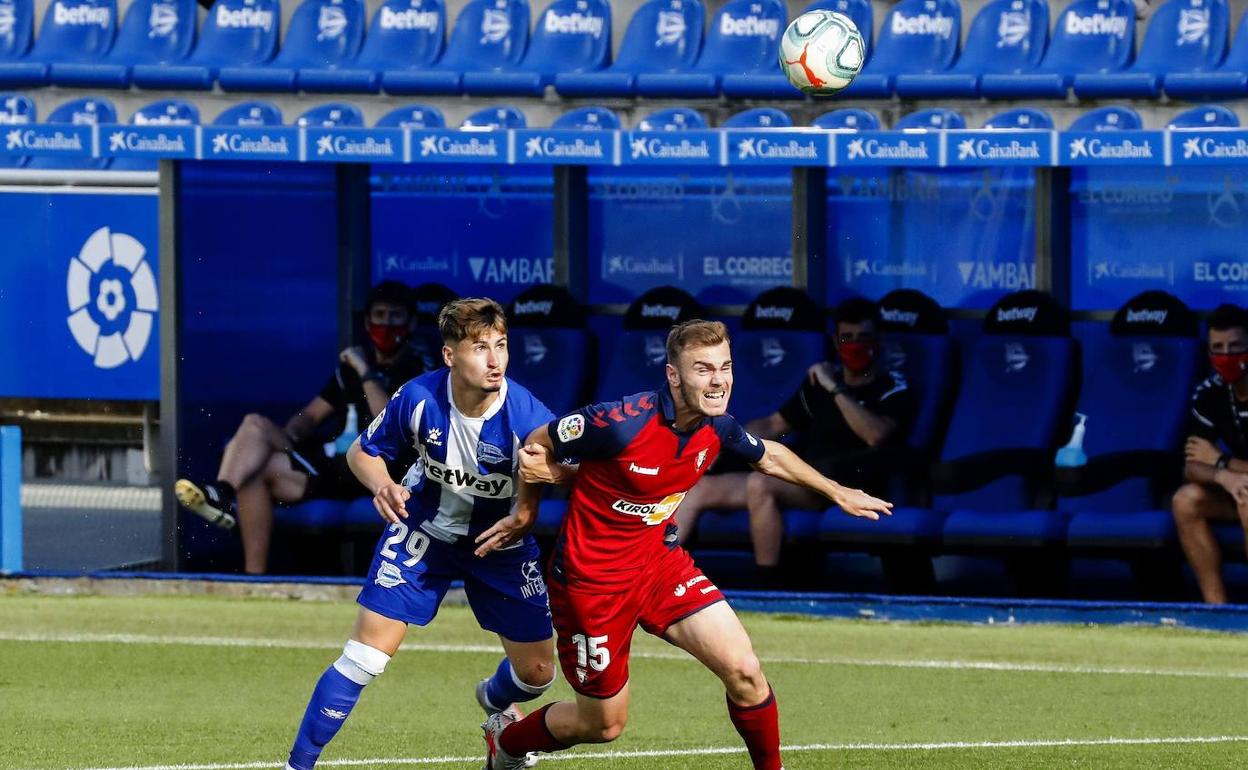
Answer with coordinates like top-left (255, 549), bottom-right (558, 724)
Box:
top-left (286, 444), bottom-right (368, 501)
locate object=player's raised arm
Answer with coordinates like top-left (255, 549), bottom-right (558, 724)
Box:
top-left (517, 423), bottom-right (580, 485)
top-left (752, 438), bottom-right (893, 520)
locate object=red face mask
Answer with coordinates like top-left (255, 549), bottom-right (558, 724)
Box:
top-left (366, 322), bottom-right (411, 356)
top-left (837, 341), bottom-right (877, 374)
top-left (1211, 352), bottom-right (1248, 384)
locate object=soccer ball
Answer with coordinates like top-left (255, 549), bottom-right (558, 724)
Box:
top-left (779, 10), bottom-right (865, 95)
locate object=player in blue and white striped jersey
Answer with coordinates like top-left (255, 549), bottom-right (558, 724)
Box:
top-left (285, 298), bottom-right (556, 770)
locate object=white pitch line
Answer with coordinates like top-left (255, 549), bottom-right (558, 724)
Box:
top-left (5, 630), bottom-right (1248, 681)
top-left (73, 735), bottom-right (1248, 770)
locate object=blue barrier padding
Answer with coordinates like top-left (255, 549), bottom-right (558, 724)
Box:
top-left (0, 426), bottom-right (21, 574)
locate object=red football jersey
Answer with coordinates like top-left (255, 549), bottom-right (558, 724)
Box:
top-left (547, 387), bottom-right (765, 592)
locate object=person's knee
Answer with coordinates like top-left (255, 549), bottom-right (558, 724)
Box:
top-left (333, 640), bottom-right (391, 686)
top-left (1172, 484), bottom-right (1210, 523)
top-left (582, 713), bottom-right (627, 743)
top-left (512, 658), bottom-right (557, 692)
top-left (723, 651), bottom-right (768, 697)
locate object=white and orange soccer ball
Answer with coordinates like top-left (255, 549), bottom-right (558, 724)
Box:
top-left (779, 10), bottom-right (865, 95)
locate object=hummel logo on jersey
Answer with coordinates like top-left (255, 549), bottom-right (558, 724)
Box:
top-left (426, 427), bottom-right (443, 446)
top-left (629, 463), bottom-right (660, 476)
top-left (612, 493), bottom-right (686, 525)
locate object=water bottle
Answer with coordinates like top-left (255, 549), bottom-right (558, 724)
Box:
top-left (1055, 413), bottom-right (1088, 468)
top-left (333, 403), bottom-right (359, 456)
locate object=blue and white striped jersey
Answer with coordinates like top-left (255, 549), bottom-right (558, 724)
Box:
top-left (359, 370), bottom-right (555, 544)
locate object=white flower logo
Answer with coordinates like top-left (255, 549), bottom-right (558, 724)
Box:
top-left (66, 227), bottom-right (158, 369)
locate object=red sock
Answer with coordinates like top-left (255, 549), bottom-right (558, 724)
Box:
top-left (500, 704), bottom-right (568, 757)
top-left (727, 687), bottom-right (782, 770)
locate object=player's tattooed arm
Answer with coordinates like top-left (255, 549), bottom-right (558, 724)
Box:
top-left (752, 439), bottom-right (893, 520)
top-left (518, 424), bottom-right (579, 485)
top-left (346, 439), bottom-right (410, 524)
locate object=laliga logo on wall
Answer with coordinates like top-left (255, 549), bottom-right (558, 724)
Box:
top-left (66, 227), bottom-right (158, 369)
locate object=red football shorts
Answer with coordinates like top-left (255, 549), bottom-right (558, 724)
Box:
top-left (549, 546), bottom-right (725, 698)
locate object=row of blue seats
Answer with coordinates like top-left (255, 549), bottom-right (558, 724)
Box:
top-left (4, 0), bottom-right (1248, 100)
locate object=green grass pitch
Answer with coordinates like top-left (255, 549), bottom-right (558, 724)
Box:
top-left (2, 592), bottom-right (1248, 769)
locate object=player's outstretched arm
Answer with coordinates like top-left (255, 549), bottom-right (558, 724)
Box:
top-left (752, 439), bottom-right (893, 520)
top-left (518, 424), bottom-right (579, 485)
top-left (346, 439), bottom-right (410, 524)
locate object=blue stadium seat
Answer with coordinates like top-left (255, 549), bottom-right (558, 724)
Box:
top-left (1168, 103), bottom-right (1239, 126)
top-left (26, 97), bottom-right (115, 170)
top-left (213, 100), bottom-right (283, 125)
top-left (460, 105), bottom-right (526, 128)
top-left (552, 105), bottom-right (620, 129)
top-left (375, 104), bottom-right (445, 127)
top-left (110, 98), bottom-right (199, 171)
top-left (983, 107), bottom-right (1054, 129)
top-left (1075, 0), bottom-right (1228, 98)
top-left (384, 0), bottom-right (529, 95)
top-left (843, 0), bottom-right (961, 98)
top-left (635, 0), bottom-right (784, 97)
top-left (723, 107), bottom-right (792, 128)
top-left (636, 106), bottom-right (706, 130)
top-left (462, 0), bottom-right (611, 95)
top-left (1166, 6), bottom-right (1248, 98)
top-left (894, 107), bottom-right (965, 130)
top-left (53, 0), bottom-right (195, 88)
top-left (554, 0), bottom-right (703, 97)
top-left (937, 292), bottom-right (1077, 548)
top-left (812, 108), bottom-right (880, 130)
top-left (506, 285), bottom-right (591, 415)
top-left (594, 286), bottom-right (705, 402)
top-left (0, 92), bottom-right (33, 168)
top-left (0, 0), bottom-right (42, 86)
top-left (979, 0), bottom-right (1136, 99)
top-left (896, 0), bottom-right (1048, 98)
top-left (24, 0), bottom-right (119, 87)
top-left (132, 0), bottom-right (279, 90)
top-left (731, 288), bottom-right (825, 425)
top-left (296, 102), bottom-right (363, 126)
top-left (1065, 293), bottom-right (1200, 549)
top-left (299, 0), bottom-right (393, 92)
top-left (1068, 105), bottom-right (1143, 130)
top-left (722, 0), bottom-right (871, 98)
top-left (218, 0), bottom-right (368, 92)
top-left (356, 0), bottom-right (445, 94)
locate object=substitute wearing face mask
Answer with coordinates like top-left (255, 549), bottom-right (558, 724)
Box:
top-left (1174, 303), bottom-right (1248, 604)
top-left (673, 297), bottom-right (914, 586)
top-left (174, 281), bottom-right (426, 575)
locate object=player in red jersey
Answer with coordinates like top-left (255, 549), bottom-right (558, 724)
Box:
top-left (475, 319), bottom-right (893, 770)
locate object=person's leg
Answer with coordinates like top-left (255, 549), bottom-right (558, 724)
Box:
top-left (234, 453), bottom-right (310, 575)
top-left (664, 601), bottom-right (780, 770)
top-left (218, 413), bottom-right (292, 489)
top-left (477, 635), bottom-right (558, 717)
top-left (492, 686), bottom-right (631, 768)
top-left (674, 473), bottom-right (750, 545)
top-left (287, 609), bottom-right (407, 770)
top-left (1172, 483), bottom-right (1238, 604)
top-left (745, 472), bottom-right (827, 569)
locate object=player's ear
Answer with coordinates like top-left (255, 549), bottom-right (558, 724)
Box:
top-left (442, 344), bottom-right (454, 368)
top-left (665, 362), bottom-right (678, 387)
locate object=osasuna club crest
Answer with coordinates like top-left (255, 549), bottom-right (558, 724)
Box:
top-left (696, 448), bottom-right (708, 470)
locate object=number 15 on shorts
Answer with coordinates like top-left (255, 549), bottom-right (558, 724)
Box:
top-left (572, 633), bottom-right (610, 679)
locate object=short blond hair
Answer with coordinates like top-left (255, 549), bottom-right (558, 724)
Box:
top-left (666, 319), bottom-right (730, 364)
top-left (438, 298), bottom-right (508, 345)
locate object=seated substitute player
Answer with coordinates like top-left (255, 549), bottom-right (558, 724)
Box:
top-left (1174, 304), bottom-right (1248, 604)
top-left (283, 299), bottom-right (558, 770)
top-left (480, 319), bottom-right (893, 770)
top-left (674, 297), bottom-right (914, 583)
top-left (174, 281), bottom-right (425, 574)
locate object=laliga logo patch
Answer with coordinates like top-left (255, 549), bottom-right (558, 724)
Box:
top-left (66, 227), bottom-right (158, 369)
top-left (557, 414), bottom-right (585, 443)
top-left (366, 407), bottom-right (385, 440)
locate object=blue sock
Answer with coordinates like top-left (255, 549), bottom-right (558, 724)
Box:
top-left (483, 657), bottom-right (547, 710)
top-left (287, 666), bottom-right (366, 770)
